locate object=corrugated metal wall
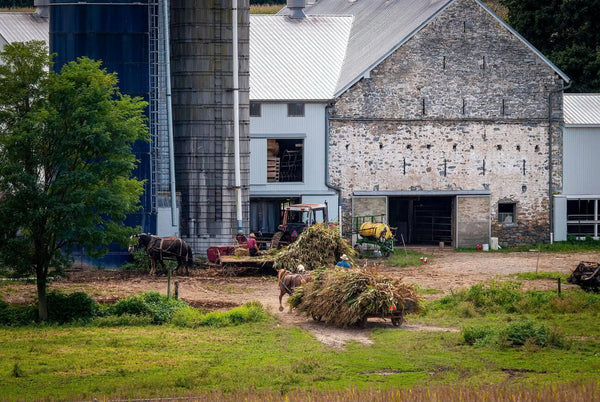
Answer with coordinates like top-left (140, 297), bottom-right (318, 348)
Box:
top-left (563, 127), bottom-right (600, 195)
top-left (50, 0), bottom-right (156, 266)
top-left (170, 0), bottom-right (250, 253)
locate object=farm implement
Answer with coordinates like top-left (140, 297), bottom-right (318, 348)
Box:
top-left (353, 215), bottom-right (396, 257)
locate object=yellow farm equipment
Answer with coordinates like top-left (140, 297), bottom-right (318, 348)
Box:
top-left (353, 215), bottom-right (396, 257)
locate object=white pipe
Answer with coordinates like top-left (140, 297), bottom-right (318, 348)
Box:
top-left (233, 0), bottom-right (242, 233)
top-left (162, 0), bottom-right (177, 227)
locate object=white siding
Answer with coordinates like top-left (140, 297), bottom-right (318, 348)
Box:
top-left (250, 138), bottom-right (267, 185)
top-left (250, 103), bottom-right (330, 193)
top-left (563, 127), bottom-right (600, 195)
top-left (249, 102), bottom-right (339, 220)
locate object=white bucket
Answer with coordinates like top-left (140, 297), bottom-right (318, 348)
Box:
top-left (482, 243), bottom-right (489, 251)
top-left (490, 237), bottom-right (499, 250)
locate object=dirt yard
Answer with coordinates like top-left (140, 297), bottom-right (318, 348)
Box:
top-left (3, 249), bottom-right (599, 348)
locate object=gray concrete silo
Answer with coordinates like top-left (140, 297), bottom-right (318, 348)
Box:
top-left (170, 0), bottom-right (250, 254)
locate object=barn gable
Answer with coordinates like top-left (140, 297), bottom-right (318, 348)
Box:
top-left (324, 0), bottom-right (569, 247)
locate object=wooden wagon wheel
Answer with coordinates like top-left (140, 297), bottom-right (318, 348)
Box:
top-left (221, 264), bottom-right (238, 277)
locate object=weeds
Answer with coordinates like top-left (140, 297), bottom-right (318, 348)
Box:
top-left (173, 301), bottom-right (269, 328)
top-left (108, 291), bottom-right (188, 324)
top-left (462, 320), bottom-right (565, 348)
top-left (388, 250), bottom-right (431, 267)
top-left (427, 281), bottom-right (600, 317)
top-left (514, 271), bottom-right (569, 281)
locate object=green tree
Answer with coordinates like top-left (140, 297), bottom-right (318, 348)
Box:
top-left (501, 0), bottom-right (600, 92)
top-left (0, 41), bottom-right (148, 320)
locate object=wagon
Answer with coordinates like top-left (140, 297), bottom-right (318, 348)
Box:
top-left (310, 299), bottom-right (416, 328)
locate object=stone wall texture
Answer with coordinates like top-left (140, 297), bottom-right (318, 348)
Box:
top-left (328, 0), bottom-right (566, 246)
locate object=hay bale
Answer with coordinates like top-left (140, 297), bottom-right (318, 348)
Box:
top-left (273, 224), bottom-right (356, 272)
top-left (288, 267), bottom-right (421, 327)
top-left (234, 247), bottom-right (249, 257)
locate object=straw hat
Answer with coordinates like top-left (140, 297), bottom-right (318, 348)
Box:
top-left (341, 254), bottom-right (348, 261)
top-left (249, 233), bottom-right (256, 238)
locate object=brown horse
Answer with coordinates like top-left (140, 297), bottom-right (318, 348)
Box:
top-left (278, 268), bottom-right (310, 311)
top-left (129, 233), bottom-right (194, 276)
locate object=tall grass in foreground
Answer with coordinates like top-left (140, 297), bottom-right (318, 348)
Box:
top-left (88, 381), bottom-right (599, 402)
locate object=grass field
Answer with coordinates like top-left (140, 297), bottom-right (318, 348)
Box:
top-left (1, 284), bottom-right (599, 401)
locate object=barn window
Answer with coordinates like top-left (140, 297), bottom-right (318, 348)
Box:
top-left (250, 102), bottom-right (261, 117)
top-left (266, 139), bottom-right (303, 183)
top-left (498, 202), bottom-right (516, 224)
top-left (287, 103), bottom-right (305, 117)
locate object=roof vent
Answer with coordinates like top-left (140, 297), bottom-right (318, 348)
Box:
top-left (34, 0), bottom-right (49, 18)
top-left (287, 0), bottom-right (306, 19)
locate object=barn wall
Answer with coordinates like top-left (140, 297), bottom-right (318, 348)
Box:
top-left (329, 0), bottom-right (565, 247)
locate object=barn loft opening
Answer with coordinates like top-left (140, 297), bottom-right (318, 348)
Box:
top-left (267, 139), bottom-right (304, 183)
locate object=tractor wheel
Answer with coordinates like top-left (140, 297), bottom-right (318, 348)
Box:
top-left (270, 231), bottom-right (284, 250)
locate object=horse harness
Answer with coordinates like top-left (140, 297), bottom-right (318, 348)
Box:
top-left (279, 271), bottom-right (308, 295)
top-left (149, 236), bottom-right (188, 262)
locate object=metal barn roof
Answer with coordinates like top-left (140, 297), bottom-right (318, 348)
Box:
top-left (564, 94), bottom-right (600, 126)
top-left (279, 0), bottom-right (569, 97)
top-left (0, 13), bottom-right (48, 46)
top-left (249, 15), bottom-right (353, 101)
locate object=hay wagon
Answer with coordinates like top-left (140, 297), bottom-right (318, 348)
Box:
top-left (310, 299), bottom-right (416, 328)
top-left (357, 299), bottom-right (418, 328)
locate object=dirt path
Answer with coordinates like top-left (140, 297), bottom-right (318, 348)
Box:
top-left (3, 249), bottom-right (598, 348)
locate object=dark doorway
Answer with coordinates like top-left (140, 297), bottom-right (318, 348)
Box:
top-left (389, 196), bottom-right (453, 245)
top-left (249, 197), bottom-right (300, 237)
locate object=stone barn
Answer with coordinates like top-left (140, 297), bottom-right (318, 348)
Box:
top-left (290, 0), bottom-right (570, 247)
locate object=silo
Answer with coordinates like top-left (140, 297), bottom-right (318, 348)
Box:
top-left (50, 0), bottom-right (157, 265)
top-left (170, 0), bottom-right (250, 254)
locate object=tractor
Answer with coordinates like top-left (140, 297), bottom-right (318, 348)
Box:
top-left (270, 203), bottom-right (329, 249)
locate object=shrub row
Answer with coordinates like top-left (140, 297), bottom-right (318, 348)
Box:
top-left (428, 280), bottom-right (600, 317)
top-left (462, 320), bottom-right (565, 348)
top-left (0, 291), bottom-right (268, 327)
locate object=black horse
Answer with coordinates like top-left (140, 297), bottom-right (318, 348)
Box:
top-left (129, 233), bottom-right (194, 276)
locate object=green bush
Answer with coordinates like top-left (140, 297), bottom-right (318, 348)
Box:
top-left (0, 300), bottom-right (37, 326)
top-left (108, 292), bottom-right (188, 324)
top-left (501, 320), bottom-right (562, 347)
top-left (466, 281), bottom-right (522, 313)
top-left (47, 290), bottom-right (97, 324)
top-left (462, 325), bottom-right (496, 346)
top-left (120, 249), bottom-right (150, 272)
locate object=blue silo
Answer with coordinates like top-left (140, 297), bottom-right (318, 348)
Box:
top-left (50, 0), bottom-right (156, 266)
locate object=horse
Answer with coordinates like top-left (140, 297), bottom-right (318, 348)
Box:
top-left (129, 233), bottom-right (194, 276)
top-left (277, 268), bottom-right (310, 312)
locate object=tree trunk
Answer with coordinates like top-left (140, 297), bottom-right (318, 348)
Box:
top-left (36, 267), bottom-right (48, 321)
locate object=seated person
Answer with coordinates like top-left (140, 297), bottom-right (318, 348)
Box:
top-left (335, 254), bottom-right (351, 268)
top-left (247, 233), bottom-right (259, 256)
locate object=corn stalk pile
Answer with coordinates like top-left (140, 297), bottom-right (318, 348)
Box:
top-left (273, 224), bottom-right (356, 272)
top-left (288, 267), bottom-right (422, 327)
